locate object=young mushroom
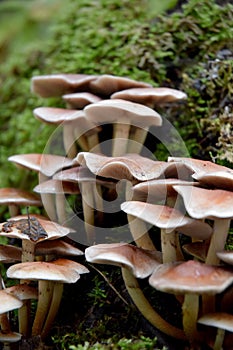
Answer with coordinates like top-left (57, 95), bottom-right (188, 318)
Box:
top-left (62, 92), bottom-right (102, 109)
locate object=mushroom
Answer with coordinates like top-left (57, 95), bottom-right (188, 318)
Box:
top-left (193, 171), bottom-right (233, 191)
top-left (33, 107), bottom-right (101, 156)
top-left (84, 99), bottom-right (162, 156)
top-left (149, 260), bottom-right (233, 347)
top-left (111, 87), bottom-right (187, 108)
top-left (62, 92), bottom-right (102, 109)
top-left (8, 153), bottom-right (73, 221)
top-left (7, 258), bottom-right (89, 339)
top-left (85, 243), bottom-right (185, 340)
top-left (198, 312), bottom-right (233, 350)
top-left (173, 185), bottom-right (233, 265)
top-left (0, 188), bottom-right (42, 217)
top-left (0, 244), bottom-right (22, 263)
top-left (121, 201), bottom-right (212, 263)
top-left (31, 74), bottom-right (97, 97)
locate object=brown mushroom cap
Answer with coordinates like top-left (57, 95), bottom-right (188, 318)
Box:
top-left (173, 185), bottom-right (233, 219)
top-left (216, 251), bottom-right (233, 265)
top-left (8, 154), bottom-right (73, 177)
top-left (75, 152), bottom-right (190, 182)
top-left (7, 258), bottom-right (88, 283)
top-left (0, 290), bottom-right (23, 313)
top-left (0, 332), bottom-right (21, 343)
top-left (149, 260), bottom-right (233, 294)
top-left (5, 284), bottom-right (38, 300)
top-left (85, 242), bottom-right (161, 278)
top-left (36, 239), bottom-right (84, 257)
top-left (88, 74), bottom-right (152, 96)
top-left (193, 171), bottom-right (233, 191)
top-left (121, 201), bottom-right (212, 240)
top-left (84, 99), bottom-right (162, 128)
top-left (31, 74), bottom-right (97, 97)
top-left (182, 242), bottom-right (208, 262)
top-left (0, 188), bottom-right (41, 207)
top-left (111, 87), bottom-right (187, 107)
top-left (0, 244), bottom-right (22, 263)
top-left (33, 179), bottom-right (80, 194)
top-left (198, 312), bottom-right (233, 333)
top-left (62, 92), bottom-right (102, 109)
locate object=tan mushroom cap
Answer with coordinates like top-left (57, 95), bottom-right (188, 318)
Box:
top-left (173, 185), bottom-right (233, 219)
top-left (88, 74), bottom-right (152, 96)
top-left (36, 239), bottom-right (84, 257)
top-left (182, 242), bottom-right (208, 262)
top-left (193, 171), bottom-right (233, 191)
top-left (217, 251), bottom-right (233, 265)
top-left (75, 152), bottom-right (190, 182)
top-left (8, 153), bottom-right (73, 177)
top-left (5, 284), bottom-right (38, 300)
top-left (33, 179), bottom-right (80, 194)
top-left (168, 157), bottom-right (233, 176)
top-left (0, 217), bottom-right (73, 242)
top-left (0, 188), bottom-right (42, 207)
top-left (0, 244), bottom-right (22, 263)
top-left (149, 260), bottom-right (233, 294)
top-left (121, 201), bottom-right (212, 240)
top-left (31, 74), bottom-right (97, 97)
top-left (84, 99), bottom-right (162, 128)
top-left (62, 92), bottom-right (102, 109)
top-left (111, 87), bottom-right (187, 107)
top-left (7, 258), bottom-right (89, 283)
top-left (0, 290), bottom-right (23, 313)
top-left (0, 332), bottom-right (21, 343)
top-left (198, 312), bottom-right (233, 333)
top-left (85, 242), bottom-right (162, 278)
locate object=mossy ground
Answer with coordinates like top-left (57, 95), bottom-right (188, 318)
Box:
top-left (0, 0), bottom-right (233, 349)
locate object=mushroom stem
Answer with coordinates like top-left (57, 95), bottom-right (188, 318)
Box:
top-left (206, 218), bottom-right (231, 265)
top-left (55, 193), bottom-right (67, 225)
top-left (32, 280), bottom-right (53, 336)
top-left (81, 182), bottom-right (95, 245)
top-left (87, 133), bottom-right (101, 153)
top-left (213, 328), bottom-right (225, 350)
top-left (127, 214), bottom-right (156, 250)
top-left (112, 122), bottom-right (130, 157)
top-left (161, 229), bottom-right (177, 264)
top-left (63, 123), bottom-right (78, 158)
top-left (121, 267), bottom-right (186, 340)
top-left (39, 173), bottom-right (57, 222)
top-left (8, 204), bottom-right (20, 217)
top-left (41, 282), bottom-right (63, 339)
top-left (127, 126), bottom-right (149, 154)
top-left (182, 294), bottom-right (201, 345)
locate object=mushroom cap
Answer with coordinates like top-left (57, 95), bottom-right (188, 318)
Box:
top-left (193, 171), bottom-right (233, 191)
top-left (36, 239), bottom-right (84, 257)
top-left (0, 244), bottom-right (22, 263)
top-left (0, 188), bottom-right (41, 207)
top-left (33, 179), bottom-right (80, 194)
top-left (173, 185), bottom-right (233, 219)
top-left (33, 107), bottom-right (86, 124)
top-left (85, 242), bottom-right (161, 278)
top-left (31, 74), bottom-right (97, 97)
top-left (182, 241), bottom-right (208, 262)
top-left (8, 153), bottom-right (73, 177)
top-left (121, 201), bottom-right (212, 239)
top-left (0, 217), bottom-right (73, 242)
top-left (88, 74), bottom-right (152, 96)
top-left (198, 312), bottom-right (233, 332)
top-left (5, 284), bottom-right (38, 300)
top-left (0, 290), bottom-right (23, 313)
top-left (75, 152), bottom-right (188, 182)
top-left (7, 258), bottom-right (89, 283)
top-left (84, 99), bottom-right (162, 127)
top-left (149, 260), bottom-right (233, 294)
top-left (62, 92), bottom-right (102, 109)
top-left (111, 87), bottom-right (187, 107)
top-left (216, 251), bottom-right (233, 265)
top-left (0, 332), bottom-right (21, 343)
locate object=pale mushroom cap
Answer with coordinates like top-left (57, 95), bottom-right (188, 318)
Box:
top-left (33, 179), bottom-right (80, 194)
top-left (7, 259), bottom-right (88, 283)
top-left (85, 242), bottom-right (161, 278)
top-left (173, 185), bottom-right (233, 219)
top-left (36, 239), bottom-right (84, 257)
top-left (0, 217), bottom-right (73, 242)
top-left (8, 154), bottom-right (73, 177)
top-left (149, 260), bottom-right (233, 294)
top-left (121, 201), bottom-right (212, 239)
top-left (33, 107), bottom-right (86, 124)
top-left (84, 99), bottom-right (162, 127)
top-left (75, 152), bottom-right (187, 182)
top-left (0, 188), bottom-right (41, 206)
top-left (217, 251), bottom-right (233, 265)
top-left (198, 312), bottom-right (233, 332)
top-left (193, 171), bottom-right (233, 191)
top-left (89, 74), bottom-right (152, 96)
top-left (5, 284), bottom-right (38, 300)
top-left (0, 244), bottom-right (22, 263)
top-left (62, 92), bottom-right (102, 109)
top-left (0, 290), bottom-right (23, 313)
top-left (0, 332), bottom-right (22, 343)
top-left (111, 87), bottom-right (187, 106)
top-left (31, 74), bottom-right (97, 97)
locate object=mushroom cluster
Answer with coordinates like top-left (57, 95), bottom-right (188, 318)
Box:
top-left (1, 72), bottom-right (233, 350)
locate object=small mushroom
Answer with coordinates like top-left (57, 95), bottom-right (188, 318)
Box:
top-left (62, 92), bottom-right (102, 109)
